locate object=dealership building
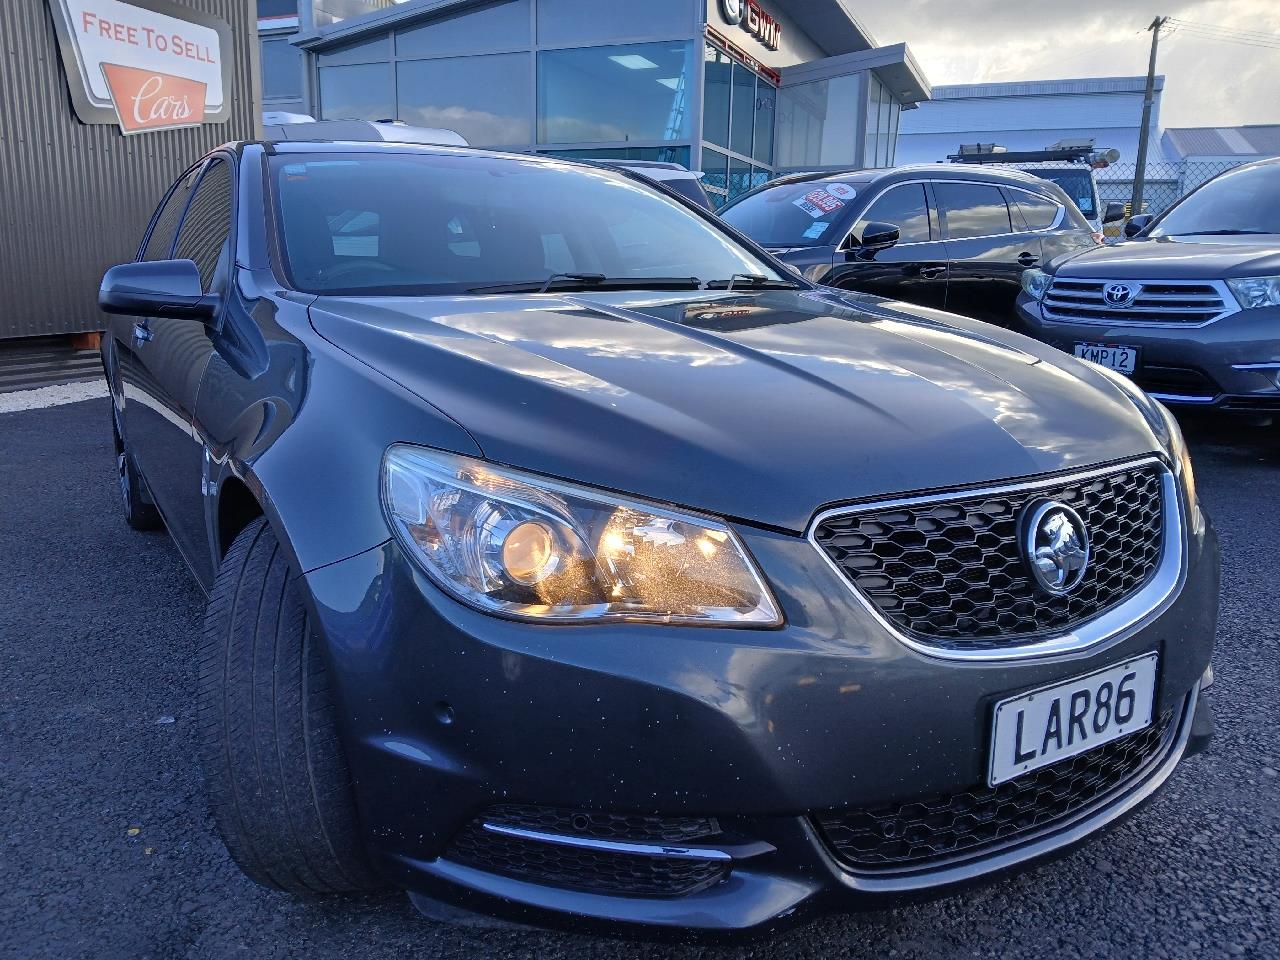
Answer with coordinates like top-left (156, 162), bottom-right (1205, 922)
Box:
top-left (258, 0), bottom-right (931, 204)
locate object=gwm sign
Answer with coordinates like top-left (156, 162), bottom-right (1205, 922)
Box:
top-left (719, 0), bottom-right (782, 50)
top-left (47, 0), bottom-right (232, 134)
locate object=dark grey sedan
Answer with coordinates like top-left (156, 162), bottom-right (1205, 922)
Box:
top-left (98, 141), bottom-right (1217, 931)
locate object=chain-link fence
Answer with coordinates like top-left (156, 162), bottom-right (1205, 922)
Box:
top-left (1098, 159), bottom-right (1249, 237)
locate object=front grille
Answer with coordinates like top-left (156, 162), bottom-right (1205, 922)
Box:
top-left (1042, 278), bottom-right (1233, 326)
top-left (812, 463), bottom-right (1165, 651)
top-left (816, 709), bottom-right (1177, 871)
top-left (444, 806), bottom-right (728, 898)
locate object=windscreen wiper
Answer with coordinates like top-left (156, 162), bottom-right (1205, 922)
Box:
top-left (467, 274), bottom-right (703, 294)
top-left (703, 273), bottom-right (802, 290)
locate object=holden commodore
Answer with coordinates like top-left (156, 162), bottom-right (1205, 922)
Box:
top-left (98, 140), bottom-right (1218, 931)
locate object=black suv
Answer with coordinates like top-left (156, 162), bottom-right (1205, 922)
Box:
top-left (1018, 157), bottom-right (1280, 416)
top-left (719, 164), bottom-right (1097, 327)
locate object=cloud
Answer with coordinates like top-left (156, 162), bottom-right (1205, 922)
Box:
top-left (856, 0), bottom-right (1280, 127)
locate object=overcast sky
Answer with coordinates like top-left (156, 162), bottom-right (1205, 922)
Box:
top-left (853, 0), bottom-right (1280, 129)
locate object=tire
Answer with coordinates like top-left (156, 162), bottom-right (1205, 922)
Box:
top-left (198, 518), bottom-right (382, 894)
top-left (111, 403), bottom-right (161, 531)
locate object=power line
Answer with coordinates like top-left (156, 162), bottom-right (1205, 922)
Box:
top-left (1166, 17), bottom-right (1280, 44)
top-left (1164, 18), bottom-right (1280, 50)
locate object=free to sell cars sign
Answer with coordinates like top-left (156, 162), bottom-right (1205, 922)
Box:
top-left (46, 0), bottom-right (233, 134)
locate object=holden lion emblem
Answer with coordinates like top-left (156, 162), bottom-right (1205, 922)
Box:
top-left (1022, 501), bottom-right (1090, 595)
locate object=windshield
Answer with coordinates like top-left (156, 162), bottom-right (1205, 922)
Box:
top-left (1149, 163), bottom-right (1280, 237)
top-left (1022, 168), bottom-right (1096, 216)
top-left (719, 181), bottom-right (860, 247)
top-left (271, 153), bottom-right (781, 294)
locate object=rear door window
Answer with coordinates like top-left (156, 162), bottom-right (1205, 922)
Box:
top-left (140, 166), bottom-right (199, 261)
top-left (173, 159), bottom-right (233, 290)
top-left (854, 184), bottom-right (933, 243)
top-left (933, 182), bottom-right (1012, 240)
top-left (1008, 190), bottom-right (1062, 231)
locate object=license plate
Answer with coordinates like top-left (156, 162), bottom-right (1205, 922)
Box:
top-left (988, 653), bottom-right (1158, 786)
top-left (1074, 342), bottom-right (1138, 374)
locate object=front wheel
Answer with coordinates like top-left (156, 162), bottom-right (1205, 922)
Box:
top-left (197, 518), bottom-right (383, 894)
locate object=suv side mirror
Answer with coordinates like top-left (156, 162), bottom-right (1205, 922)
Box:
top-left (848, 221), bottom-right (900, 258)
top-left (99, 259), bottom-right (218, 322)
top-left (1123, 214), bottom-right (1153, 238)
top-left (1102, 201), bottom-right (1126, 224)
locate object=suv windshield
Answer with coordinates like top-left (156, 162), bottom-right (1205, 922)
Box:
top-left (271, 153), bottom-right (782, 294)
top-left (1021, 167), bottom-right (1096, 217)
top-left (719, 181), bottom-right (861, 247)
top-left (1149, 163), bottom-right (1280, 237)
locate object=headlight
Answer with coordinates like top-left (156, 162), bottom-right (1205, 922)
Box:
top-left (1227, 275), bottom-right (1280, 310)
top-left (1085, 362), bottom-right (1196, 507)
top-left (381, 445), bottom-right (782, 626)
top-left (1020, 267), bottom-right (1050, 301)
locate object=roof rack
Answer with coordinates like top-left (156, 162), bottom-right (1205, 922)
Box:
top-left (947, 141), bottom-right (1120, 167)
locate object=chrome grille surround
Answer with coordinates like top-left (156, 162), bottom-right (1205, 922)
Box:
top-left (1041, 277), bottom-right (1238, 327)
top-left (807, 457), bottom-right (1184, 661)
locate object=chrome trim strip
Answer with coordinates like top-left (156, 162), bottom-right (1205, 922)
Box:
top-left (806, 456), bottom-right (1184, 662)
top-left (480, 823), bottom-right (737, 861)
top-left (1040, 277), bottom-right (1239, 329)
top-left (820, 684), bottom-right (1198, 893)
top-left (1231, 362), bottom-right (1280, 370)
top-left (1149, 392), bottom-right (1218, 405)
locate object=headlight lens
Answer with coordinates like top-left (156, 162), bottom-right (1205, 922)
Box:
top-left (1227, 275), bottom-right (1280, 310)
top-left (381, 445), bottom-right (782, 626)
top-left (1020, 267), bottom-right (1051, 301)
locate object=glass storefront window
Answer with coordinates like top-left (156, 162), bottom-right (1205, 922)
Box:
top-left (544, 146), bottom-right (691, 166)
top-left (730, 63), bottom-right (755, 158)
top-left (702, 146), bottom-right (729, 201)
top-left (319, 62), bottom-right (393, 120)
top-left (261, 38), bottom-right (302, 99)
top-left (753, 82), bottom-right (775, 165)
top-left (538, 42), bottom-right (693, 144)
top-left (775, 73), bottom-right (863, 169)
top-left (398, 54), bottom-right (531, 147)
top-left (702, 45), bottom-right (731, 149)
top-left (728, 156), bottom-right (752, 200)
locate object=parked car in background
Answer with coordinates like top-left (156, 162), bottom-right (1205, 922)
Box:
top-left (1017, 165), bottom-right (1126, 236)
top-left (1018, 157), bottom-right (1280, 417)
top-left (719, 165), bottom-right (1097, 328)
top-left (260, 116), bottom-right (469, 146)
top-left (590, 159), bottom-right (715, 209)
top-left (98, 140), bottom-right (1215, 932)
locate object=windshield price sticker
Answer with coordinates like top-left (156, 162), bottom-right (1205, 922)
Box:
top-left (792, 189), bottom-right (845, 219)
top-left (803, 221), bottom-right (829, 239)
top-left (825, 183), bottom-right (857, 200)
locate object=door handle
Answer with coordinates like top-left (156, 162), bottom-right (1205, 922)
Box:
top-left (1017, 252), bottom-right (1039, 267)
top-left (132, 320), bottom-right (154, 343)
top-left (919, 265), bottom-right (947, 280)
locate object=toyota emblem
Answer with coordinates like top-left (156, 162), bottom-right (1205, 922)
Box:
top-left (1103, 282), bottom-right (1139, 307)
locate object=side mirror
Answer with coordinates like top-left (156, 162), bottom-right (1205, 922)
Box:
top-left (1124, 214), bottom-right (1153, 238)
top-left (1102, 201), bottom-right (1126, 225)
top-left (98, 259), bottom-right (218, 321)
top-left (849, 221), bottom-right (900, 257)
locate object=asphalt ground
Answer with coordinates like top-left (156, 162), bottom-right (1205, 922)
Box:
top-left (1, 396), bottom-right (1276, 960)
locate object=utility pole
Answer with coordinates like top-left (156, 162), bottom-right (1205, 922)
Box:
top-left (1130, 16), bottom-right (1167, 217)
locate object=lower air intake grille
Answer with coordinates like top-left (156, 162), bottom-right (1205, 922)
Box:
top-left (816, 709), bottom-right (1177, 871)
top-left (445, 805), bottom-right (728, 898)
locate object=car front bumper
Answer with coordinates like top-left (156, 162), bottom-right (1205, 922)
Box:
top-left (1017, 294), bottom-right (1280, 414)
top-left (302, 489), bottom-right (1219, 931)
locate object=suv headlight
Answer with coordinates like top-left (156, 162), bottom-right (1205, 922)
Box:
top-left (1020, 267), bottom-right (1050, 301)
top-left (381, 445), bottom-right (782, 626)
top-left (1227, 275), bottom-right (1280, 310)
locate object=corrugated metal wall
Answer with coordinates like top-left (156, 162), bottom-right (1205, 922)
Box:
top-left (0, 0), bottom-right (260, 339)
